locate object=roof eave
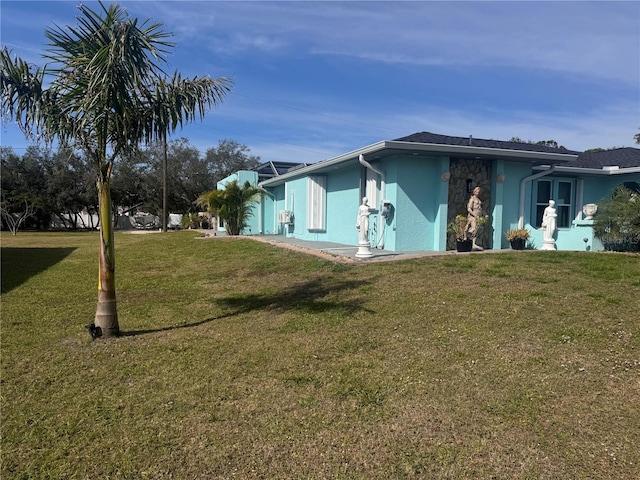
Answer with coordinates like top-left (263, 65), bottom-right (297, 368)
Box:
top-left (258, 140), bottom-right (578, 187)
top-left (534, 165), bottom-right (640, 175)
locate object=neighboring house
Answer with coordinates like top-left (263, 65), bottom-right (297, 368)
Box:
top-left (235, 132), bottom-right (640, 252)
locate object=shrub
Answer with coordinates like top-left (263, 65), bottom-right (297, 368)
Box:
top-left (593, 186), bottom-right (640, 252)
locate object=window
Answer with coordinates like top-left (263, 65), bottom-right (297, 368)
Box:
top-left (307, 176), bottom-right (326, 230)
top-left (534, 179), bottom-right (573, 228)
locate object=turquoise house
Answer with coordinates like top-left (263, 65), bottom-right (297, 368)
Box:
top-left (237, 132), bottom-right (640, 252)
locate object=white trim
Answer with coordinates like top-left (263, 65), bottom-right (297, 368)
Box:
top-left (534, 165), bottom-right (640, 175)
top-left (307, 176), bottom-right (326, 231)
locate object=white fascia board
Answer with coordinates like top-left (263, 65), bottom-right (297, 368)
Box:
top-left (533, 165), bottom-right (640, 175)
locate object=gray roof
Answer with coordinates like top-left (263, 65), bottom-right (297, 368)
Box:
top-left (395, 132), bottom-right (581, 155)
top-left (570, 148), bottom-right (640, 169)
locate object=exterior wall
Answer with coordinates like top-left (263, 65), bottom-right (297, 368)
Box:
top-left (582, 176), bottom-right (638, 206)
top-left (557, 173), bottom-right (638, 251)
top-left (522, 172), bottom-right (639, 251)
top-left (283, 176), bottom-right (307, 238)
top-left (260, 184), bottom-right (285, 234)
top-left (394, 155), bottom-right (448, 251)
top-left (276, 165), bottom-right (361, 244)
top-left (377, 161), bottom-right (399, 251)
top-left (324, 167), bottom-right (362, 245)
top-left (499, 161), bottom-right (535, 249)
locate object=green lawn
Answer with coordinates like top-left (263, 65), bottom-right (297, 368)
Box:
top-left (2, 231), bottom-right (639, 479)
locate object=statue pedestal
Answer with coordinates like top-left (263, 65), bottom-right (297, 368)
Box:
top-left (540, 239), bottom-right (556, 251)
top-left (355, 241), bottom-right (373, 258)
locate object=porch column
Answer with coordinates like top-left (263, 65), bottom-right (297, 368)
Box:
top-left (492, 159), bottom-right (505, 249)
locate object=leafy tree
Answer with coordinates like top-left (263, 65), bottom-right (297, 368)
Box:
top-left (111, 147), bottom-right (156, 218)
top-left (0, 146), bottom-right (49, 232)
top-left (635, 131), bottom-right (639, 144)
top-left (115, 138), bottom-right (214, 219)
top-left (0, 147), bottom-right (38, 234)
top-left (156, 138), bottom-right (213, 214)
top-left (593, 186), bottom-right (640, 251)
top-left (509, 137), bottom-right (566, 149)
top-left (111, 138), bottom-right (258, 224)
top-left (46, 147), bottom-right (96, 229)
top-left (196, 180), bottom-right (263, 235)
top-left (0, 197), bottom-right (37, 235)
top-left (205, 139), bottom-right (261, 185)
top-left (1, 2), bottom-right (231, 337)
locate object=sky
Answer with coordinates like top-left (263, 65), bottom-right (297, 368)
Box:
top-left (1, 1), bottom-right (639, 164)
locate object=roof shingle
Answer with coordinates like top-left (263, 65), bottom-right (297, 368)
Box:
top-left (394, 131), bottom-right (581, 155)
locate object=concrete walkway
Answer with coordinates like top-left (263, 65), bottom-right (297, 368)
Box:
top-left (201, 231), bottom-right (494, 263)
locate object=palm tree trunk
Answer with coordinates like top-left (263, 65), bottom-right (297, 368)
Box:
top-left (95, 178), bottom-right (119, 337)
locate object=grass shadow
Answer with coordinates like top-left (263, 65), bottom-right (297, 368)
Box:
top-left (123, 278), bottom-right (372, 337)
top-left (1, 247), bottom-right (77, 294)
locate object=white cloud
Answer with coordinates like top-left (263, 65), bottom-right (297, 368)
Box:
top-left (144, 2), bottom-right (639, 84)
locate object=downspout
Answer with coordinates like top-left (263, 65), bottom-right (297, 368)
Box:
top-left (359, 154), bottom-right (386, 248)
top-left (518, 165), bottom-right (556, 228)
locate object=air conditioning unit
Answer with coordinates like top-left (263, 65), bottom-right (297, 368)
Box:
top-left (279, 210), bottom-right (294, 225)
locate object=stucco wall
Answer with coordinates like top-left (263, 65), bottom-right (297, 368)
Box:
top-left (278, 166), bottom-right (362, 244)
top-left (325, 167), bottom-right (361, 245)
top-left (393, 155), bottom-right (445, 251)
top-left (260, 184), bottom-right (285, 234)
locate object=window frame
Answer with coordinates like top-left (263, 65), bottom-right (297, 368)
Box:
top-left (533, 178), bottom-right (575, 229)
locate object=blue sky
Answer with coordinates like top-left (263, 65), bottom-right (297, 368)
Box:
top-left (1, 1), bottom-right (639, 164)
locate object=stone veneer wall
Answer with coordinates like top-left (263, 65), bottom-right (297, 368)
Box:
top-left (447, 158), bottom-right (492, 250)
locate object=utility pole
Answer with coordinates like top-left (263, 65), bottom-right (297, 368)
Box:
top-left (162, 138), bottom-right (168, 232)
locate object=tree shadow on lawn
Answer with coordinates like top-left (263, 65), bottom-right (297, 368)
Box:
top-left (1, 247), bottom-right (77, 294)
top-left (122, 278), bottom-right (373, 337)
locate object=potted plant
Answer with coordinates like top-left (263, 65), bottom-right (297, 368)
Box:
top-left (505, 228), bottom-right (530, 250)
top-left (448, 214), bottom-right (473, 252)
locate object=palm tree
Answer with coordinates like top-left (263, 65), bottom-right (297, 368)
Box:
top-left (197, 180), bottom-right (264, 236)
top-left (1, 2), bottom-right (232, 337)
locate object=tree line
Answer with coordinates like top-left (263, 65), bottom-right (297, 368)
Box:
top-left (0, 138), bottom-right (260, 232)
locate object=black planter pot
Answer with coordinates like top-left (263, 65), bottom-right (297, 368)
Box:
top-left (510, 238), bottom-right (526, 250)
top-left (456, 239), bottom-right (473, 252)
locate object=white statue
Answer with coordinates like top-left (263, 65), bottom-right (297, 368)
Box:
top-left (540, 200), bottom-right (557, 250)
top-left (583, 203), bottom-right (598, 220)
top-left (356, 197), bottom-right (371, 244)
top-left (355, 197), bottom-right (373, 258)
